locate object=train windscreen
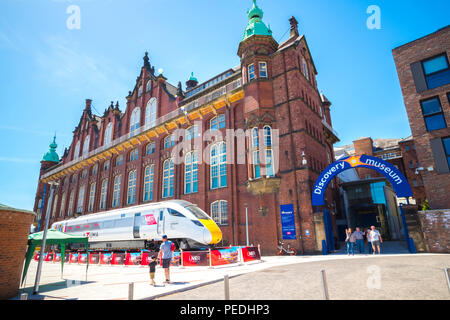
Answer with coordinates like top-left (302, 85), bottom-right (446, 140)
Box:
top-left (185, 205), bottom-right (211, 220)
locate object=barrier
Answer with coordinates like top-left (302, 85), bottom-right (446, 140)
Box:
top-left (78, 253), bottom-right (88, 264)
top-left (89, 253), bottom-right (100, 264)
top-left (210, 248), bottom-right (239, 266)
top-left (182, 250), bottom-right (209, 267)
top-left (69, 253), bottom-right (78, 264)
top-left (111, 252), bottom-right (125, 265)
top-left (240, 246), bottom-right (261, 263)
top-left (100, 252), bottom-right (112, 265)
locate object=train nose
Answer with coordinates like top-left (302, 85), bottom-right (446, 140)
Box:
top-left (200, 219), bottom-right (222, 244)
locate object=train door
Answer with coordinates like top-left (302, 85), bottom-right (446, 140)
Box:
top-left (133, 213), bottom-right (141, 239)
top-left (157, 209), bottom-right (165, 236)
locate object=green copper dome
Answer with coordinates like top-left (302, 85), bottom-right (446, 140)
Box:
top-left (42, 135), bottom-right (59, 163)
top-left (188, 72), bottom-right (198, 82)
top-left (243, 0), bottom-right (272, 40)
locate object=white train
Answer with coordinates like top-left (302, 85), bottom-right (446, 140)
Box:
top-left (51, 200), bottom-right (222, 250)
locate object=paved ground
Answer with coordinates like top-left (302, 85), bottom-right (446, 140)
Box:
top-left (158, 254), bottom-right (450, 300)
top-left (15, 252), bottom-right (449, 300)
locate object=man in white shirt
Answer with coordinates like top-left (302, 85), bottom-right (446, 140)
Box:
top-left (370, 225), bottom-right (383, 254)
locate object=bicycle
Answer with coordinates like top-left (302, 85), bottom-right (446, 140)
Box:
top-left (277, 241), bottom-right (297, 256)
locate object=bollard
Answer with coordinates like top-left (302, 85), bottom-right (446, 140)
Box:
top-left (445, 268), bottom-right (450, 294)
top-left (128, 282), bottom-right (134, 300)
top-left (320, 269), bottom-right (329, 300)
top-left (20, 293), bottom-right (28, 300)
top-left (224, 275), bottom-right (230, 300)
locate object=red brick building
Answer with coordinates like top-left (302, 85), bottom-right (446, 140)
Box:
top-left (34, 1), bottom-right (339, 254)
top-left (393, 25), bottom-right (450, 209)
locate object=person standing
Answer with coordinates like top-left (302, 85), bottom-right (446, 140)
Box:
top-left (353, 227), bottom-right (365, 254)
top-left (366, 228), bottom-right (373, 254)
top-left (345, 228), bottom-right (356, 256)
top-left (369, 226), bottom-right (383, 254)
top-left (157, 235), bottom-right (174, 284)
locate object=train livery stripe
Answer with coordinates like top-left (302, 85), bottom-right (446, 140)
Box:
top-left (199, 219), bottom-right (222, 244)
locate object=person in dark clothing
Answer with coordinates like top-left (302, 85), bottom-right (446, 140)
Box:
top-left (148, 256), bottom-right (157, 286)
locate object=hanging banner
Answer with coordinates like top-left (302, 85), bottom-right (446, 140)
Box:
top-left (211, 248), bottom-right (239, 266)
top-left (182, 251), bottom-right (209, 267)
top-left (78, 253), bottom-right (87, 264)
top-left (241, 247), bottom-right (261, 262)
top-left (280, 204), bottom-right (297, 240)
top-left (89, 253), bottom-right (99, 264)
top-left (69, 253), bottom-right (79, 264)
top-left (100, 252), bottom-right (112, 265)
top-left (111, 252), bottom-right (125, 265)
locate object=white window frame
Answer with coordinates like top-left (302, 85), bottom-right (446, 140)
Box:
top-left (185, 151), bottom-right (199, 194)
top-left (68, 190), bottom-right (75, 216)
top-left (210, 114), bottom-right (226, 131)
top-left (88, 182), bottom-right (96, 212)
top-left (248, 63), bottom-right (255, 81)
top-left (143, 165), bottom-right (154, 202)
top-left (259, 61), bottom-right (268, 78)
top-left (100, 179), bottom-right (108, 210)
top-left (210, 142), bottom-right (227, 189)
top-left (74, 141), bottom-right (80, 160)
top-left (112, 175), bottom-right (121, 208)
top-left (59, 192), bottom-right (66, 217)
top-left (145, 97), bottom-right (157, 128)
top-left (77, 185), bottom-right (85, 213)
top-left (211, 200), bottom-right (228, 226)
top-left (127, 170), bottom-right (137, 205)
top-left (104, 122), bottom-right (113, 146)
top-left (83, 135), bottom-right (90, 156)
top-left (130, 107), bottom-right (141, 133)
top-left (162, 158), bottom-right (174, 198)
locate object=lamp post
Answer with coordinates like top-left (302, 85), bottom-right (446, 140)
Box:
top-left (33, 181), bottom-right (58, 295)
top-left (244, 203), bottom-right (249, 246)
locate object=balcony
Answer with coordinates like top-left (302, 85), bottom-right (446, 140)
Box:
top-left (322, 118), bottom-right (340, 144)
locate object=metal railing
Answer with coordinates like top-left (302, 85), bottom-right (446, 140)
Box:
top-left (41, 78), bottom-right (243, 180)
top-left (321, 118), bottom-right (340, 139)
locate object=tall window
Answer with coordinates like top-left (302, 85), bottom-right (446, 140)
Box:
top-left (51, 195), bottom-right (58, 218)
top-left (74, 141), bottom-right (80, 160)
top-left (186, 125), bottom-right (199, 141)
top-left (422, 54), bottom-right (450, 89)
top-left (92, 164), bottom-right (98, 175)
top-left (162, 158), bottom-right (174, 198)
top-left (259, 61), bottom-right (268, 78)
top-left (127, 170), bottom-right (137, 205)
top-left (210, 114), bottom-right (226, 131)
top-left (146, 142), bottom-right (155, 155)
top-left (251, 127), bottom-right (259, 148)
top-left (185, 151), bottom-right (199, 194)
top-left (263, 126), bottom-right (273, 147)
top-left (77, 185), bottom-right (85, 213)
top-left (145, 98), bottom-right (157, 127)
top-left (146, 80), bottom-right (152, 92)
top-left (116, 155), bottom-right (123, 166)
top-left (81, 169), bottom-right (88, 179)
top-left (130, 107), bottom-right (141, 133)
top-left (253, 151), bottom-right (261, 179)
top-left (104, 122), bottom-right (113, 145)
top-left (59, 192), bottom-right (66, 217)
top-left (68, 190), bottom-right (75, 216)
top-left (302, 57), bottom-right (310, 81)
top-left (83, 135), bottom-right (90, 156)
top-left (164, 134), bottom-right (176, 149)
top-left (420, 97), bottom-right (447, 131)
top-left (211, 142), bottom-right (227, 189)
top-left (100, 179), bottom-right (108, 210)
top-left (130, 149), bottom-right (139, 161)
top-left (248, 64), bottom-right (255, 81)
top-left (143, 165), bottom-right (154, 202)
top-left (138, 85), bottom-right (143, 97)
top-left (103, 160), bottom-right (110, 171)
top-left (112, 175), bottom-right (121, 208)
top-left (265, 149), bottom-right (275, 178)
top-left (88, 182), bottom-right (96, 212)
top-left (211, 200), bottom-right (228, 226)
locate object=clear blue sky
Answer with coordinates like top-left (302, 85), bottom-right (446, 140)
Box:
top-left (0, 0), bottom-right (449, 210)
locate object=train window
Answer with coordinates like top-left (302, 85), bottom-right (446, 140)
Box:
top-left (185, 205), bottom-right (211, 220)
top-left (168, 208), bottom-right (185, 217)
top-left (115, 217), bottom-right (133, 228)
top-left (103, 220), bottom-right (114, 229)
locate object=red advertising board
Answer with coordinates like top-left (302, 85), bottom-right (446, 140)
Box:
top-left (69, 253), bottom-right (79, 264)
top-left (241, 247), bottom-right (261, 262)
top-left (89, 253), bottom-right (100, 264)
top-left (53, 253), bottom-right (61, 263)
top-left (125, 252), bottom-right (142, 266)
top-left (182, 251), bottom-right (209, 267)
top-left (111, 252), bottom-right (125, 265)
top-left (210, 248), bottom-right (239, 266)
top-left (78, 253), bottom-right (88, 264)
top-left (100, 253), bottom-right (112, 265)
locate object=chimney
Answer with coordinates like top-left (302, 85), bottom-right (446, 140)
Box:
top-left (289, 16), bottom-right (299, 38)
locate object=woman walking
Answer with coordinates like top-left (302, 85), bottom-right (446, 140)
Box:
top-left (345, 228), bottom-right (356, 256)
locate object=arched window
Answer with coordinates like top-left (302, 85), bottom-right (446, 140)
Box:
top-left (251, 127), bottom-right (259, 147)
top-left (185, 151), bottom-right (198, 194)
top-left (210, 114), bottom-right (226, 131)
top-left (162, 158), bottom-right (174, 198)
top-left (92, 164), bottom-right (98, 175)
top-left (88, 182), bottom-right (96, 212)
top-left (302, 57), bottom-right (310, 81)
top-left (116, 155), bottom-right (123, 166)
top-left (130, 107), bottom-right (141, 133)
top-left (74, 141), bottom-right (80, 160)
top-left (138, 85), bottom-right (143, 97)
top-left (143, 165), bottom-right (154, 202)
top-left (104, 122), bottom-right (113, 145)
top-left (211, 142), bottom-right (227, 189)
top-left (77, 185), bottom-right (85, 213)
top-left (211, 200), bottom-right (228, 226)
top-left (83, 135), bottom-right (90, 156)
top-left (112, 175), bottom-right (121, 208)
top-left (127, 170), bottom-right (137, 205)
top-left (186, 125), bottom-right (199, 141)
top-left (263, 126), bottom-right (272, 147)
top-left (68, 189), bottom-right (75, 216)
top-left (145, 98), bottom-right (157, 127)
top-left (164, 134), bottom-right (175, 149)
top-left (51, 195), bottom-right (58, 218)
top-left (100, 179), bottom-right (108, 210)
top-left (130, 149), bottom-right (139, 161)
top-left (146, 80), bottom-right (152, 92)
top-left (146, 142), bottom-right (155, 155)
top-left (59, 192), bottom-right (66, 217)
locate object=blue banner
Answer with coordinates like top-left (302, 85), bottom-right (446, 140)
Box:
top-left (280, 204), bottom-right (296, 240)
top-left (311, 155), bottom-right (413, 206)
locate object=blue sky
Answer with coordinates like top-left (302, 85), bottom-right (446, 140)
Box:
top-left (0, 0), bottom-right (449, 210)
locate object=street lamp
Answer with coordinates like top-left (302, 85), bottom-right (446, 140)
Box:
top-left (33, 180), bottom-right (59, 295)
top-left (244, 203), bottom-right (249, 246)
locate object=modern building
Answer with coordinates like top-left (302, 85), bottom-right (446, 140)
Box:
top-left (34, 1), bottom-right (339, 254)
top-left (392, 25), bottom-right (450, 209)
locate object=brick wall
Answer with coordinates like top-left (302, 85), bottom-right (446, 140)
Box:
top-left (418, 209), bottom-right (450, 253)
top-left (0, 209), bottom-right (35, 300)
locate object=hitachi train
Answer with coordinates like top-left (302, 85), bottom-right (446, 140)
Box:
top-left (51, 200), bottom-right (222, 250)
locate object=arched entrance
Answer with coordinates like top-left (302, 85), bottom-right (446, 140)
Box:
top-left (311, 155), bottom-right (414, 253)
